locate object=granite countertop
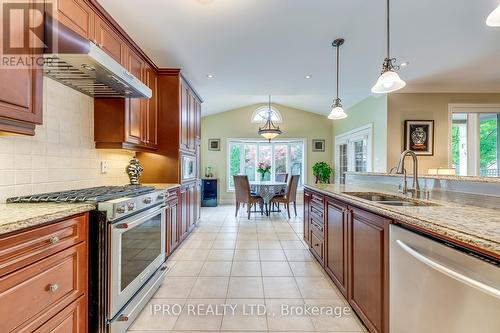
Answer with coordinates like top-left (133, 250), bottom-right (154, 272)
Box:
top-left (304, 183), bottom-right (500, 259)
top-left (144, 183), bottom-right (181, 190)
top-left (0, 203), bottom-right (95, 236)
top-left (348, 171), bottom-right (500, 183)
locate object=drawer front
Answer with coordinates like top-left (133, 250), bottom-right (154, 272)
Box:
top-left (310, 217), bottom-right (324, 235)
top-left (310, 192), bottom-right (324, 210)
top-left (310, 205), bottom-right (324, 223)
top-left (0, 214), bottom-right (87, 277)
top-left (33, 296), bottom-right (87, 333)
top-left (310, 231), bottom-right (324, 261)
top-left (0, 243), bottom-right (86, 333)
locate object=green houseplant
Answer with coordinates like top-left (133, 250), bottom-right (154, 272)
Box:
top-left (312, 161), bottom-right (333, 184)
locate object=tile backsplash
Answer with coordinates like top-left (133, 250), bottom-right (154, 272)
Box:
top-left (0, 78), bottom-right (134, 202)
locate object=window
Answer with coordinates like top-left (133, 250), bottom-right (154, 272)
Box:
top-left (251, 106), bottom-right (282, 123)
top-left (335, 124), bottom-right (373, 184)
top-left (227, 139), bottom-right (305, 190)
top-left (450, 104), bottom-right (500, 177)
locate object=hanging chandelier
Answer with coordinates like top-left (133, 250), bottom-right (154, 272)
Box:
top-left (258, 95), bottom-right (282, 141)
top-left (371, 0), bottom-right (406, 94)
top-left (328, 38), bottom-right (347, 120)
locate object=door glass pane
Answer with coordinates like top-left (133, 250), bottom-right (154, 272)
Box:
top-left (229, 143), bottom-right (241, 188)
top-left (290, 143), bottom-right (303, 186)
top-left (274, 144), bottom-right (287, 179)
top-left (338, 143), bottom-right (348, 184)
top-left (120, 214), bottom-right (162, 292)
top-left (244, 144), bottom-right (257, 181)
top-left (451, 113), bottom-right (468, 176)
top-left (480, 114), bottom-right (498, 177)
top-left (353, 138), bottom-right (368, 172)
top-left (258, 144), bottom-right (272, 181)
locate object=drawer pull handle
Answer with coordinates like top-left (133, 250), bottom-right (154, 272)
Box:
top-left (49, 236), bottom-right (60, 245)
top-left (117, 315), bottom-right (129, 322)
top-left (48, 283), bottom-right (59, 292)
top-left (314, 243), bottom-right (320, 247)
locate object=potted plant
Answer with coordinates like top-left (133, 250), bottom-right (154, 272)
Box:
top-left (312, 161), bottom-right (333, 184)
top-left (257, 162), bottom-right (271, 181)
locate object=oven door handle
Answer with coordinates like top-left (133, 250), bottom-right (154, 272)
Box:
top-left (114, 204), bottom-right (166, 231)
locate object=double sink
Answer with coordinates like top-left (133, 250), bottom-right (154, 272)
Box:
top-left (343, 192), bottom-right (439, 207)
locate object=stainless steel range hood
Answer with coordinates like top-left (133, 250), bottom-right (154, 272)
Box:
top-left (43, 16), bottom-right (151, 98)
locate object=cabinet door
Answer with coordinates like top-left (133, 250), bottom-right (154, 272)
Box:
top-left (166, 199), bottom-right (179, 256)
top-left (33, 296), bottom-right (87, 333)
top-left (348, 207), bottom-right (390, 333)
top-left (143, 64), bottom-right (157, 148)
top-left (52, 0), bottom-right (94, 39)
top-left (94, 15), bottom-right (126, 66)
top-left (124, 49), bottom-right (143, 145)
top-left (188, 183), bottom-right (196, 230)
top-left (179, 80), bottom-right (189, 150)
top-left (179, 187), bottom-right (189, 240)
top-left (303, 191), bottom-right (311, 245)
top-left (194, 98), bottom-right (201, 140)
top-left (188, 94), bottom-right (196, 150)
top-left (325, 198), bottom-right (348, 296)
top-left (0, 0), bottom-right (43, 135)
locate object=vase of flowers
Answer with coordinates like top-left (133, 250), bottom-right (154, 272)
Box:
top-left (257, 162), bottom-right (271, 181)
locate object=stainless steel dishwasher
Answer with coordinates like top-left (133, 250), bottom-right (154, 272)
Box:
top-left (390, 225), bottom-right (500, 333)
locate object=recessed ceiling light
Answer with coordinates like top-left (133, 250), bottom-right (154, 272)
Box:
top-left (400, 61), bottom-right (409, 67)
top-left (206, 74), bottom-right (215, 79)
top-left (305, 75), bottom-right (312, 79)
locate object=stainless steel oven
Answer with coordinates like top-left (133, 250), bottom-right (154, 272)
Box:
top-left (109, 204), bottom-right (166, 317)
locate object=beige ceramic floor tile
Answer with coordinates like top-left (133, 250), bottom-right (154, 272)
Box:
top-left (221, 298), bottom-right (267, 331)
top-left (305, 299), bottom-right (366, 332)
top-left (154, 277), bottom-right (197, 299)
top-left (233, 249), bottom-right (260, 261)
top-left (235, 240), bottom-right (259, 249)
top-left (284, 249), bottom-right (314, 262)
top-left (258, 240), bottom-right (283, 249)
top-left (280, 240), bottom-right (307, 249)
top-left (189, 277), bottom-right (229, 298)
top-left (259, 249), bottom-right (287, 261)
top-left (227, 277), bottom-right (264, 298)
top-left (128, 298), bottom-right (185, 331)
top-left (261, 261), bottom-right (293, 277)
top-left (262, 277), bottom-right (302, 298)
top-left (295, 277), bottom-right (341, 299)
top-left (168, 261), bottom-right (204, 277)
top-left (172, 299), bottom-right (225, 331)
top-left (265, 298), bottom-right (315, 332)
top-left (289, 261), bottom-right (326, 277)
top-left (231, 261), bottom-right (262, 276)
top-left (199, 261), bottom-right (233, 277)
top-left (206, 249), bottom-right (234, 261)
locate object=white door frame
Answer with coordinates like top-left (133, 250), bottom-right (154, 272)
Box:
top-left (448, 103), bottom-right (500, 176)
top-left (334, 123), bottom-right (373, 181)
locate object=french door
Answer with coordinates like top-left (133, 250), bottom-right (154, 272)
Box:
top-left (335, 124), bottom-right (373, 184)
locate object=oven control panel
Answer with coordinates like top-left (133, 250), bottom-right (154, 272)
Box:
top-left (98, 189), bottom-right (167, 221)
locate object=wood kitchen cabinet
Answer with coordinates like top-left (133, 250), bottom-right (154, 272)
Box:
top-left (325, 197), bottom-right (348, 297)
top-left (50, 0), bottom-right (94, 39)
top-left (166, 188), bottom-right (180, 256)
top-left (93, 14), bottom-right (127, 66)
top-left (0, 0), bottom-right (43, 135)
top-left (179, 185), bottom-right (189, 241)
top-left (348, 206), bottom-right (390, 333)
top-left (303, 191), bottom-right (311, 245)
top-left (0, 213), bottom-right (89, 333)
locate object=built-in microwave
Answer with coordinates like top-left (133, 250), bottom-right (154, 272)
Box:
top-left (182, 155), bottom-right (196, 181)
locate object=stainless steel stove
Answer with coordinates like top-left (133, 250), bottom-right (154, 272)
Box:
top-left (8, 185), bottom-right (169, 333)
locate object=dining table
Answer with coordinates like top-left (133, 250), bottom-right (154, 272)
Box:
top-left (249, 180), bottom-right (287, 216)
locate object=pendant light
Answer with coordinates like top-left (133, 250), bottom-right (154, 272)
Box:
top-left (328, 38), bottom-right (348, 120)
top-left (371, 0), bottom-right (406, 94)
top-left (258, 95), bottom-right (282, 141)
top-left (487, 3), bottom-right (500, 27)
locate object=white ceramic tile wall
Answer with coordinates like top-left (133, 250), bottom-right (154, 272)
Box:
top-left (0, 78), bottom-right (134, 202)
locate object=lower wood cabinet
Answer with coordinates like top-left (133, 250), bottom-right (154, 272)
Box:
top-left (348, 206), bottom-right (390, 333)
top-left (166, 188), bottom-right (180, 256)
top-left (325, 197), bottom-right (348, 297)
top-left (304, 189), bottom-right (390, 333)
top-left (0, 213), bottom-right (88, 333)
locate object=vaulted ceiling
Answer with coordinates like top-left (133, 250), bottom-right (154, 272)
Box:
top-left (98, 0), bottom-right (500, 115)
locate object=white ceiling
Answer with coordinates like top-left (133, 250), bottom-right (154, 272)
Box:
top-left (98, 0), bottom-right (500, 116)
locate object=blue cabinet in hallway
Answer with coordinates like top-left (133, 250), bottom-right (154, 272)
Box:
top-left (201, 178), bottom-right (218, 207)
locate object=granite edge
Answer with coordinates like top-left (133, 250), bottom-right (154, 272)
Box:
top-left (347, 172), bottom-right (500, 184)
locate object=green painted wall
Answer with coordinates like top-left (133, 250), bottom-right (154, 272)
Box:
top-left (332, 96), bottom-right (388, 172)
top-left (201, 104), bottom-right (333, 202)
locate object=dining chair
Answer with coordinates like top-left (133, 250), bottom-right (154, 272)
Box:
top-left (273, 173), bottom-right (289, 211)
top-left (270, 175), bottom-right (300, 219)
top-left (233, 175), bottom-right (263, 219)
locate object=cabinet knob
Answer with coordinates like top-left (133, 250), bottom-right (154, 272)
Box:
top-left (49, 235), bottom-right (60, 245)
top-left (117, 315), bottom-right (129, 322)
top-left (48, 283), bottom-right (59, 293)
top-left (143, 197), bottom-right (152, 204)
top-left (314, 243), bottom-right (320, 247)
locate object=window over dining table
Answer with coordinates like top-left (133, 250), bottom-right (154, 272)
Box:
top-left (227, 139), bottom-right (305, 191)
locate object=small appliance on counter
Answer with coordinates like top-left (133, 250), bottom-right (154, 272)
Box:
top-left (201, 178), bottom-right (218, 207)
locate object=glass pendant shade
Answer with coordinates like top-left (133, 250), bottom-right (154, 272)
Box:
top-left (371, 70), bottom-right (406, 94)
top-left (487, 4), bottom-right (500, 26)
top-left (328, 100), bottom-right (347, 120)
top-left (258, 129), bottom-right (282, 140)
top-left (258, 95), bottom-right (282, 141)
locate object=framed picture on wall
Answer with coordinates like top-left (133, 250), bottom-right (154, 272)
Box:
top-left (312, 139), bottom-right (325, 152)
top-left (208, 139), bottom-right (221, 151)
top-left (404, 120), bottom-right (434, 156)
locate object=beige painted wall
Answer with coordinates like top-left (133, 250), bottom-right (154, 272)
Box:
top-left (201, 104), bottom-right (333, 202)
top-left (0, 78), bottom-right (133, 202)
top-left (387, 93), bottom-right (500, 173)
top-left (332, 96), bottom-right (388, 172)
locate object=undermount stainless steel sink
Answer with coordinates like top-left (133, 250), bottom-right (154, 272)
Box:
top-left (342, 192), bottom-right (439, 207)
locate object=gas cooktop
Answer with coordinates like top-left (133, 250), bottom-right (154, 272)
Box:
top-left (6, 185), bottom-right (156, 203)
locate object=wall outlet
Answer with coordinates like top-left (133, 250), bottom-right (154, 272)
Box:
top-left (100, 160), bottom-right (108, 174)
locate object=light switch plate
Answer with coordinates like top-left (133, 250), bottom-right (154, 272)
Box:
top-left (100, 160), bottom-right (108, 174)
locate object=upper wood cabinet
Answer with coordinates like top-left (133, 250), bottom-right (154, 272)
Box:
top-left (0, 0), bottom-right (43, 135)
top-left (51, 0), bottom-right (94, 39)
top-left (143, 63), bottom-right (158, 147)
top-left (93, 15), bottom-right (127, 66)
